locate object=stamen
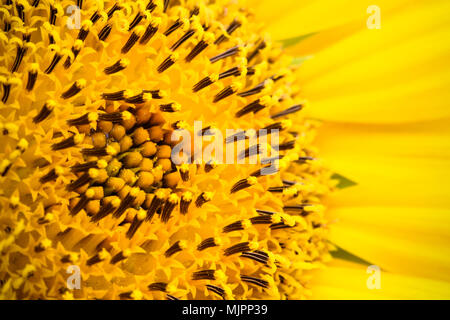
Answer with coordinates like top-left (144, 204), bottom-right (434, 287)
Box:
top-left (204, 160), bottom-right (217, 173)
top-left (49, 5), bottom-right (57, 24)
top-left (255, 209), bottom-right (277, 216)
top-left (102, 90), bottom-right (126, 101)
top-left (86, 249), bottom-right (109, 266)
top-left (140, 19), bottom-right (160, 44)
top-left (98, 24), bottom-right (112, 41)
top-left (160, 102), bottom-right (181, 112)
top-left (164, 19), bottom-right (183, 36)
top-left (77, 20), bottom-right (93, 41)
top-left (224, 241), bottom-right (257, 256)
top-left (71, 161), bottom-right (100, 173)
top-left (113, 187), bottom-right (140, 219)
top-left (195, 192), bottom-right (212, 207)
top-left (77, 0), bottom-right (83, 10)
top-left (294, 156), bottom-right (315, 163)
top-left (223, 219), bottom-right (251, 233)
top-left (250, 164), bottom-right (279, 177)
top-left (15, 4), bottom-right (24, 22)
top-left (283, 204), bottom-right (312, 216)
top-left (109, 249), bottom-right (131, 264)
top-left (70, 188), bottom-right (95, 216)
top-left (270, 222), bottom-right (293, 230)
top-left (81, 145), bottom-right (116, 157)
top-left (148, 282), bottom-right (168, 292)
top-left (122, 26), bottom-right (145, 54)
top-left (66, 170), bottom-right (93, 191)
top-left (161, 194), bottom-right (179, 223)
top-left (11, 45), bottom-right (26, 73)
top-left (180, 191), bottom-right (192, 214)
top-left (2, 83), bottom-right (11, 103)
top-left (238, 79), bottom-right (273, 98)
top-left (225, 131), bottom-right (246, 144)
top-left (126, 209), bottom-right (146, 239)
top-left (91, 197), bottom-right (121, 222)
top-left (67, 112), bottom-right (98, 126)
top-left (192, 269), bottom-right (216, 281)
top-left (271, 104), bottom-right (303, 119)
top-left (90, 11), bottom-right (101, 24)
top-left (170, 29), bottom-right (195, 51)
top-left (250, 215), bottom-right (274, 225)
top-left (185, 33), bottom-right (215, 62)
top-left (210, 45), bottom-right (240, 63)
top-left (218, 66), bottom-right (247, 80)
top-left (107, 3), bottom-right (121, 18)
top-left (63, 40), bottom-right (83, 69)
top-left (215, 19), bottom-right (242, 45)
top-left (166, 294), bottom-right (179, 300)
top-left (164, 240), bottom-right (187, 257)
top-left (51, 134), bottom-right (82, 151)
top-left (40, 168), bottom-right (58, 184)
top-left (33, 100), bottom-right (56, 123)
top-left (241, 251), bottom-right (269, 265)
top-left (193, 74), bottom-right (219, 92)
top-left (146, 189), bottom-right (166, 221)
top-left (44, 53), bottom-right (63, 74)
top-left (206, 285), bottom-right (225, 299)
top-left (142, 89), bottom-right (167, 99)
top-left (34, 239), bottom-right (52, 253)
top-left (129, 12), bottom-right (145, 31)
top-left (4, 21), bottom-right (10, 32)
top-left (197, 237), bottom-right (217, 251)
top-left (32, 0), bottom-right (40, 7)
top-left (247, 41), bottom-right (266, 63)
top-left (236, 96), bottom-right (275, 118)
top-left (61, 79), bottom-right (86, 99)
top-left (157, 53), bottom-right (179, 73)
top-left (276, 140), bottom-right (296, 151)
top-left (119, 290), bottom-right (143, 300)
top-left (230, 177), bottom-right (257, 193)
top-left (163, 0), bottom-right (170, 12)
top-left (240, 275), bottom-right (269, 289)
top-left (213, 82), bottom-right (242, 103)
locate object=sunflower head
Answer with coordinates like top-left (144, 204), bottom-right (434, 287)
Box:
top-left (0, 0), bottom-right (336, 300)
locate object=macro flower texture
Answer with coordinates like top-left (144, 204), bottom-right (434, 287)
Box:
top-left (0, 0), bottom-right (449, 300)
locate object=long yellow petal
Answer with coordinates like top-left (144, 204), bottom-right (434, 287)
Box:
top-left (297, 0), bottom-right (450, 123)
top-left (249, 0), bottom-right (412, 40)
top-left (315, 119), bottom-right (450, 207)
top-left (311, 259), bottom-right (450, 299)
top-left (326, 206), bottom-right (450, 282)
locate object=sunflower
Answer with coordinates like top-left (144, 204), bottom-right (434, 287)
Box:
top-left (0, 0), bottom-right (449, 300)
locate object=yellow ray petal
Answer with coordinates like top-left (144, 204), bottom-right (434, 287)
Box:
top-left (312, 259), bottom-right (450, 299)
top-left (315, 119), bottom-right (450, 207)
top-left (297, 0), bottom-right (450, 123)
top-left (326, 206), bottom-right (450, 282)
top-left (250, 0), bottom-right (412, 40)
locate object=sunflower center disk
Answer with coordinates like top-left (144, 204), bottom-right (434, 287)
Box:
top-left (0, 0), bottom-right (335, 300)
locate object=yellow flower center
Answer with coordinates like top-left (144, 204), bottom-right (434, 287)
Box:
top-left (0, 0), bottom-right (335, 300)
